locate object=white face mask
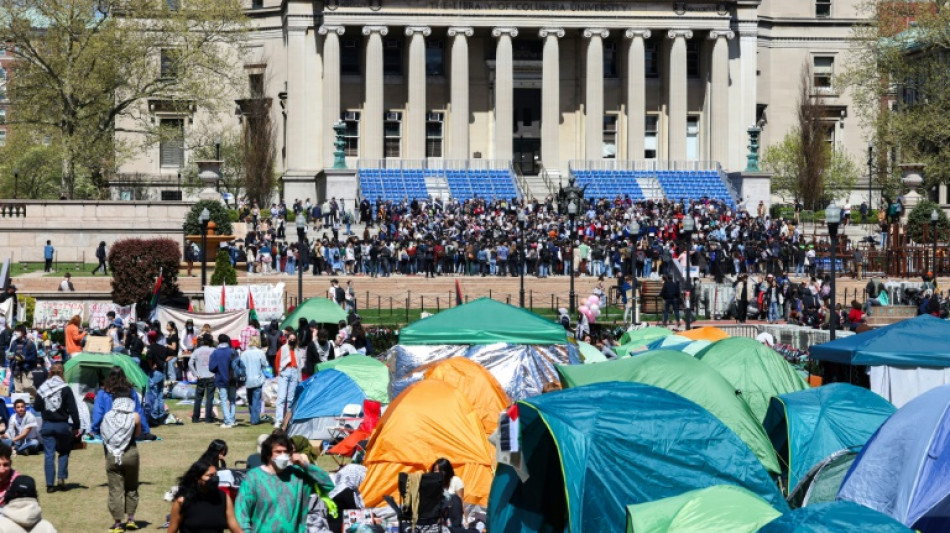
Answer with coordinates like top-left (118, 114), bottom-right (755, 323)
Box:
top-left (273, 453), bottom-right (291, 471)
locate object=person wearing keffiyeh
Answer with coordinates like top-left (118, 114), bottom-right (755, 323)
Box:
top-left (100, 389), bottom-right (142, 533)
top-left (33, 364), bottom-right (79, 493)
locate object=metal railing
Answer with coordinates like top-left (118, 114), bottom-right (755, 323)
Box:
top-left (568, 160), bottom-right (723, 172)
top-left (357, 159), bottom-right (513, 171)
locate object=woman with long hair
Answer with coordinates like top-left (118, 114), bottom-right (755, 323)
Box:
top-left (167, 458), bottom-right (242, 533)
top-left (101, 386), bottom-right (142, 533)
top-left (92, 366), bottom-right (150, 440)
top-left (273, 334), bottom-right (300, 430)
top-left (200, 439), bottom-right (229, 470)
top-left (64, 314), bottom-right (86, 359)
top-left (34, 363), bottom-right (81, 493)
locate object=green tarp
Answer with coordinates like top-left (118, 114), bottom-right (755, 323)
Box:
top-left (281, 297), bottom-right (347, 330)
top-left (759, 501), bottom-right (913, 532)
top-left (576, 341), bottom-right (607, 364)
top-left (625, 485), bottom-right (782, 533)
top-left (696, 337), bottom-right (809, 422)
top-left (557, 350), bottom-right (780, 474)
top-left (486, 382), bottom-right (788, 533)
top-left (317, 354), bottom-right (389, 403)
top-left (64, 352), bottom-right (149, 392)
top-left (399, 298), bottom-right (567, 346)
top-left (618, 326), bottom-right (672, 346)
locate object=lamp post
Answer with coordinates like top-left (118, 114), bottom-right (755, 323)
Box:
top-left (198, 208), bottom-right (210, 289)
top-left (932, 209), bottom-right (940, 276)
top-left (296, 216), bottom-right (306, 306)
top-left (825, 203), bottom-right (842, 341)
top-left (629, 220), bottom-right (641, 324)
top-left (567, 199), bottom-right (577, 314)
top-left (867, 142), bottom-right (873, 221)
top-left (681, 214), bottom-right (695, 330)
top-left (518, 209), bottom-right (527, 308)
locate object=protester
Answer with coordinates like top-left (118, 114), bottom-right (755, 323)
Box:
top-left (64, 315), bottom-right (86, 358)
top-left (100, 386), bottom-right (142, 533)
top-left (34, 364), bottom-right (80, 493)
top-left (3, 400), bottom-right (39, 456)
top-left (57, 274), bottom-right (73, 293)
top-left (188, 334), bottom-right (216, 424)
top-left (0, 444), bottom-right (18, 507)
top-left (164, 322), bottom-right (181, 396)
top-left (125, 323), bottom-right (144, 365)
top-left (8, 326), bottom-right (38, 396)
top-left (166, 458), bottom-right (242, 533)
top-left (209, 335), bottom-right (236, 429)
top-left (240, 337), bottom-right (269, 425)
top-left (92, 241), bottom-right (108, 276)
top-left (273, 335), bottom-right (300, 430)
top-left (430, 457), bottom-right (464, 501)
top-left (0, 476), bottom-right (57, 533)
top-left (91, 367), bottom-right (151, 440)
top-left (142, 331), bottom-right (169, 425)
top-left (43, 242), bottom-right (54, 273)
top-left (304, 327), bottom-right (334, 380)
top-left (200, 439), bottom-right (229, 470)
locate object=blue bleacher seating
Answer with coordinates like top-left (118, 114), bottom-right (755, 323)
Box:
top-left (570, 168), bottom-right (734, 206)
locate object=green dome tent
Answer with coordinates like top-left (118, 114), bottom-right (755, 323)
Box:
top-left (625, 485), bottom-right (782, 533)
top-left (576, 341), bottom-right (608, 364)
top-left (398, 297), bottom-right (568, 345)
top-left (281, 297), bottom-right (348, 331)
top-left (64, 352), bottom-right (149, 392)
top-left (641, 334), bottom-right (712, 356)
top-left (557, 350), bottom-right (780, 474)
top-left (619, 326), bottom-right (672, 346)
top-left (696, 337), bottom-right (809, 422)
top-left (317, 354), bottom-right (390, 403)
top-left (487, 382), bottom-right (788, 533)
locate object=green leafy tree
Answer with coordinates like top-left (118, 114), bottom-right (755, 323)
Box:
top-left (907, 200), bottom-right (950, 245)
top-left (181, 129), bottom-right (246, 200)
top-left (0, 130), bottom-right (62, 199)
top-left (210, 250), bottom-right (237, 286)
top-left (763, 131), bottom-right (860, 206)
top-left (183, 200), bottom-right (233, 236)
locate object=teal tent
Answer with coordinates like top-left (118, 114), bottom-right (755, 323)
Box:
top-left (759, 501), bottom-right (913, 532)
top-left (786, 449), bottom-right (859, 508)
top-left (625, 485), bottom-right (782, 533)
top-left (64, 352), bottom-right (148, 392)
top-left (642, 334), bottom-right (712, 355)
top-left (317, 354), bottom-right (390, 403)
top-left (281, 297), bottom-right (347, 330)
top-left (763, 383), bottom-right (895, 494)
top-left (487, 382), bottom-right (788, 533)
top-left (557, 350), bottom-right (780, 474)
top-left (618, 326), bottom-right (672, 346)
top-left (399, 298), bottom-right (567, 345)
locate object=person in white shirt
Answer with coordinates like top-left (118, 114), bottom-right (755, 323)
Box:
top-left (3, 400), bottom-right (39, 455)
top-left (57, 273), bottom-right (74, 292)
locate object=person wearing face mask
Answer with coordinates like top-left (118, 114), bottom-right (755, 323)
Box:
top-left (273, 335), bottom-right (299, 430)
top-left (167, 458), bottom-right (242, 533)
top-left (235, 433), bottom-right (333, 533)
top-left (8, 326), bottom-right (37, 396)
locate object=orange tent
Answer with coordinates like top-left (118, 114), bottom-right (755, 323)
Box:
top-left (679, 326), bottom-right (730, 342)
top-left (360, 380), bottom-right (495, 507)
top-left (422, 357), bottom-right (509, 435)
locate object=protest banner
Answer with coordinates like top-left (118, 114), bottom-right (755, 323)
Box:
top-left (203, 283), bottom-right (285, 321)
top-left (88, 303), bottom-right (136, 330)
top-left (33, 301), bottom-right (85, 329)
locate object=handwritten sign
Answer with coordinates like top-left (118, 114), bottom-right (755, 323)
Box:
top-left (33, 301), bottom-right (85, 329)
top-left (203, 284), bottom-right (285, 321)
top-left (88, 303), bottom-right (136, 331)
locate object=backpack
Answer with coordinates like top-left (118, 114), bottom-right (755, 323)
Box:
top-left (230, 351), bottom-right (247, 385)
top-left (335, 286), bottom-right (345, 303)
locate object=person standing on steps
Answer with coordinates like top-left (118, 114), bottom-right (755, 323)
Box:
top-left (43, 241), bottom-right (54, 273)
top-left (92, 241), bottom-right (108, 276)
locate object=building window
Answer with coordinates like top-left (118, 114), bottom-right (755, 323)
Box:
top-left (341, 39), bottom-right (361, 76)
top-left (426, 112), bottom-right (443, 158)
top-left (159, 118), bottom-right (184, 168)
top-left (0, 109), bottom-right (5, 125)
top-left (816, 0), bottom-right (831, 17)
top-left (251, 0), bottom-right (263, 7)
top-left (687, 41), bottom-right (700, 78)
top-left (645, 40), bottom-right (659, 78)
top-left (825, 123), bottom-right (836, 150)
top-left (384, 112), bottom-right (402, 157)
top-left (166, 0), bottom-right (180, 10)
top-left (160, 49), bottom-right (179, 80)
top-left (0, 130), bottom-right (5, 147)
top-left (341, 111), bottom-right (360, 157)
top-left (604, 41), bottom-right (618, 78)
top-left (426, 40), bottom-right (444, 76)
top-left (249, 73), bottom-right (264, 98)
top-left (383, 39), bottom-right (402, 76)
top-left (645, 116), bottom-right (658, 160)
top-left (814, 56), bottom-right (834, 90)
top-left (686, 116), bottom-right (700, 161)
top-left (603, 114), bottom-right (618, 158)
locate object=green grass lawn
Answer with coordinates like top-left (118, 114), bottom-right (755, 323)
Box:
top-left (5, 262), bottom-right (103, 278)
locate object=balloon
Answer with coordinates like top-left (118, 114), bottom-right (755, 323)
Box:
top-left (588, 313), bottom-right (597, 324)
top-left (594, 309), bottom-right (602, 317)
top-left (579, 305), bottom-right (589, 315)
top-left (590, 304), bottom-right (600, 314)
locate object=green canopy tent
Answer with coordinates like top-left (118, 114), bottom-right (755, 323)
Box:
top-left (625, 485), bottom-right (782, 533)
top-left (317, 354), bottom-right (389, 403)
top-left (280, 297), bottom-right (348, 331)
top-left (399, 298), bottom-right (568, 346)
top-left (576, 341), bottom-right (608, 364)
top-left (64, 352), bottom-right (149, 392)
top-left (695, 337), bottom-right (809, 422)
top-left (618, 326), bottom-right (672, 346)
top-left (557, 350), bottom-right (780, 474)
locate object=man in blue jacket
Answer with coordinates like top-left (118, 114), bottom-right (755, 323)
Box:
top-left (208, 335), bottom-right (235, 429)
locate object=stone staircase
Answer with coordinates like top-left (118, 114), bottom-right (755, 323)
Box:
top-left (424, 175), bottom-right (450, 200)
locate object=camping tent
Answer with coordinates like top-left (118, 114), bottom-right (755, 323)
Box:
top-left (287, 369), bottom-right (366, 439)
top-left (642, 334), bottom-right (711, 355)
top-left (763, 383), bottom-right (895, 494)
top-left (786, 449), bottom-right (858, 509)
top-left (360, 379), bottom-right (494, 507)
top-left (625, 485), bottom-right (782, 533)
top-left (420, 357), bottom-right (509, 435)
top-left (281, 297), bottom-right (347, 330)
top-left (317, 355), bottom-right (389, 403)
top-left (557, 350), bottom-right (779, 473)
top-left (487, 382), bottom-right (788, 533)
top-left (64, 352), bottom-right (148, 392)
top-left (387, 298), bottom-right (579, 400)
top-left (809, 315), bottom-right (950, 407)
top-left (618, 326), bottom-right (672, 346)
top-left (838, 384), bottom-right (950, 532)
top-left (695, 337), bottom-right (809, 422)
top-left (576, 341), bottom-right (608, 363)
top-left (679, 326), bottom-right (729, 342)
top-left (758, 501), bottom-right (912, 532)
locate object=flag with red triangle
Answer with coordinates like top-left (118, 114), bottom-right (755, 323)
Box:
top-left (220, 285), bottom-right (226, 313)
top-left (149, 268), bottom-right (163, 309)
top-left (455, 279), bottom-right (464, 307)
top-left (248, 289), bottom-right (258, 322)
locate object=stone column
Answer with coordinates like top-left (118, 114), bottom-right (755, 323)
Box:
top-left (666, 30), bottom-right (692, 161)
top-left (708, 30), bottom-right (734, 166)
top-left (319, 25), bottom-right (345, 167)
top-left (584, 28), bottom-right (609, 160)
top-left (625, 29), bottom-right (651, 161)
top-left (539, 28), bottom-right (564, 171)
top-left (362, 26), bottom-right (388, 160)
top-left (405, 26), bottom-right (431, 160)
top-left (492, 27), bottom-right (518, 161)
top-left (737, 22), bottom-right (758, 169)
top-left (447, 27), bottom-right (474, 160)
top-left (286, 28), bottom-right (309, 172)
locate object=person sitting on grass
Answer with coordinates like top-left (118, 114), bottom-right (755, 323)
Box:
top-left (167, 458), bottom-right (243, 533)
top-left (0, 444), bottom-right (19, 507)
top-left (2, 400), bottom-right (39, 456)
top-left (0, 476), bottom-right (57, 533)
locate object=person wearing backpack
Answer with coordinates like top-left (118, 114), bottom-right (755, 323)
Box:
top-left (208, 335), bottom-right (235, 429)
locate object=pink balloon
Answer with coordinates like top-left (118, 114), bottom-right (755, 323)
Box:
top-left (587, 295), bottom-right (599, 306)
top-left (594, 309), bottom-right (602, 317)
top-left (579, 305), bottom-right (590, 314)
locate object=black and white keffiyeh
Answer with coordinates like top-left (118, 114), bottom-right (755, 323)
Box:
top-left (101, 398), bottom-right (136, 465)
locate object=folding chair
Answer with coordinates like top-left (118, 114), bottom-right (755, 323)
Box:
top-left (383, 472), bottom-right (444, 533)
top-left (327, 400), bottom-right (382, 467)
top-left (326, 403), bottom-right (363, 444)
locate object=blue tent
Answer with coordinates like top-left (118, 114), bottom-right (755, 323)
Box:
top-left (287, 370), bottom-right (366, 439)
top-left (763, 383), bottom-right (896, 492)
top-left (838, 384), bottom-right (950, 532)
top-left (809, 315), bottom-right (950, 366)
top-left (759, 501), bottom-right (912, 532)
top-left (487, 382), bottom-right (788, 533)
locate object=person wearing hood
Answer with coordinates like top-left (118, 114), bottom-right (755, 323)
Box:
top-left (0, 476), bottom-right (57, 533)
top-left (100, 387), bottom-right (141, 533)
top-left (33, 364), bottom-right (80, 493)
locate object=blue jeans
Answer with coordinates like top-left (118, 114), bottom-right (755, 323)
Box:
top-left (247, 386), bottom-right (263, 424)
top-left (275, 368), bottom-right (299, 426)
top-left (3, 438), bottom-right (38, 455)
top-left (40, 421), bottom-right (72, 487)
top-left (147, 370), bottom-right (166, 421)
top-left (165, 357), bottom-right (179, 392)
top-left (643, 259), bottom-right (653, 278)
top-left (217, 386), bottom-right (236, 426)
top-left (769, 301), bottom-right (781, 323)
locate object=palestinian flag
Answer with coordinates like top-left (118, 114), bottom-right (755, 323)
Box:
top-left (220, 285), bottom-right (226, 312)
top-left (149, 268), bottom-right (163, 309)
top-left (248, 290), bottom-right (258, 322)
top-left (455, 279), bottom-right (464, 307)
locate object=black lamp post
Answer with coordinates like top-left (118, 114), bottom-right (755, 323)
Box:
top-left (518, 209), bottom-right (527, 308)
top-left (867, 142), bottom-right (873, 222)
top-left (825, 203), bottom-right (842, 340)
top-left (296, 216), bottom-right (307, 306)
top-left (199, 207), bottom-right (210, 289)
top-left (932, 209), bottom-right (940, 276)
top-left (629, 220), bottom-right (640, 324)
top-left (568, 199), bottom-right (578, 314)
top-left (682, 214), bottom-right (696, 330)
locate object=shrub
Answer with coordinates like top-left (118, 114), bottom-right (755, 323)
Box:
top-left (907, 200), bottom-right (950, 245)
top-left (108, 238), bottom-right (181, 317)
top-left (182, 200), bottom-right (233, 236)
top-left (210, 250), bottom-right (237, 285)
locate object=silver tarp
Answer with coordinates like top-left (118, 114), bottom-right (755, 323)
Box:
top-left (386, 342), bottom-right (581, 401)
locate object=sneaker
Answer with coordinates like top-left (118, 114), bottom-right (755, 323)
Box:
top-left (108, 527), bottom-right (124, 533)
top-left (124, 520), bottom-right (139, 531)
top-left (219, 423), bottom-right (233, 429)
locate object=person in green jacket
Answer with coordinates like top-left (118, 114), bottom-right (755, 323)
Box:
top-left (235, 432), bottom-right (334, 533)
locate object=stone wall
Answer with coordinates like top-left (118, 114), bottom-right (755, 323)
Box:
top-left (0, 200), bottom-right (194, 263)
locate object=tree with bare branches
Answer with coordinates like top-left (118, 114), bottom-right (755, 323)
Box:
top-left (239, 81), bottom-right (277, 208)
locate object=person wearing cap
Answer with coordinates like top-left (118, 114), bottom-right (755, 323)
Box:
top-left (208, 335), bottom-right (236, 429)
top-left (0, 476), bottom-right (57, 533)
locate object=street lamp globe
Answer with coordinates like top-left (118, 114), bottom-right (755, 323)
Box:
top-left (567, 200), bottom-right (577, 216)
top-left (682, 214), bottom-right (695, 233)
top-left (825, 203), bottom-right (842, 236)
top-left (932, 209), bottom-right (940, 224)
top-left (199, 208), bottom-right (210, 224)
